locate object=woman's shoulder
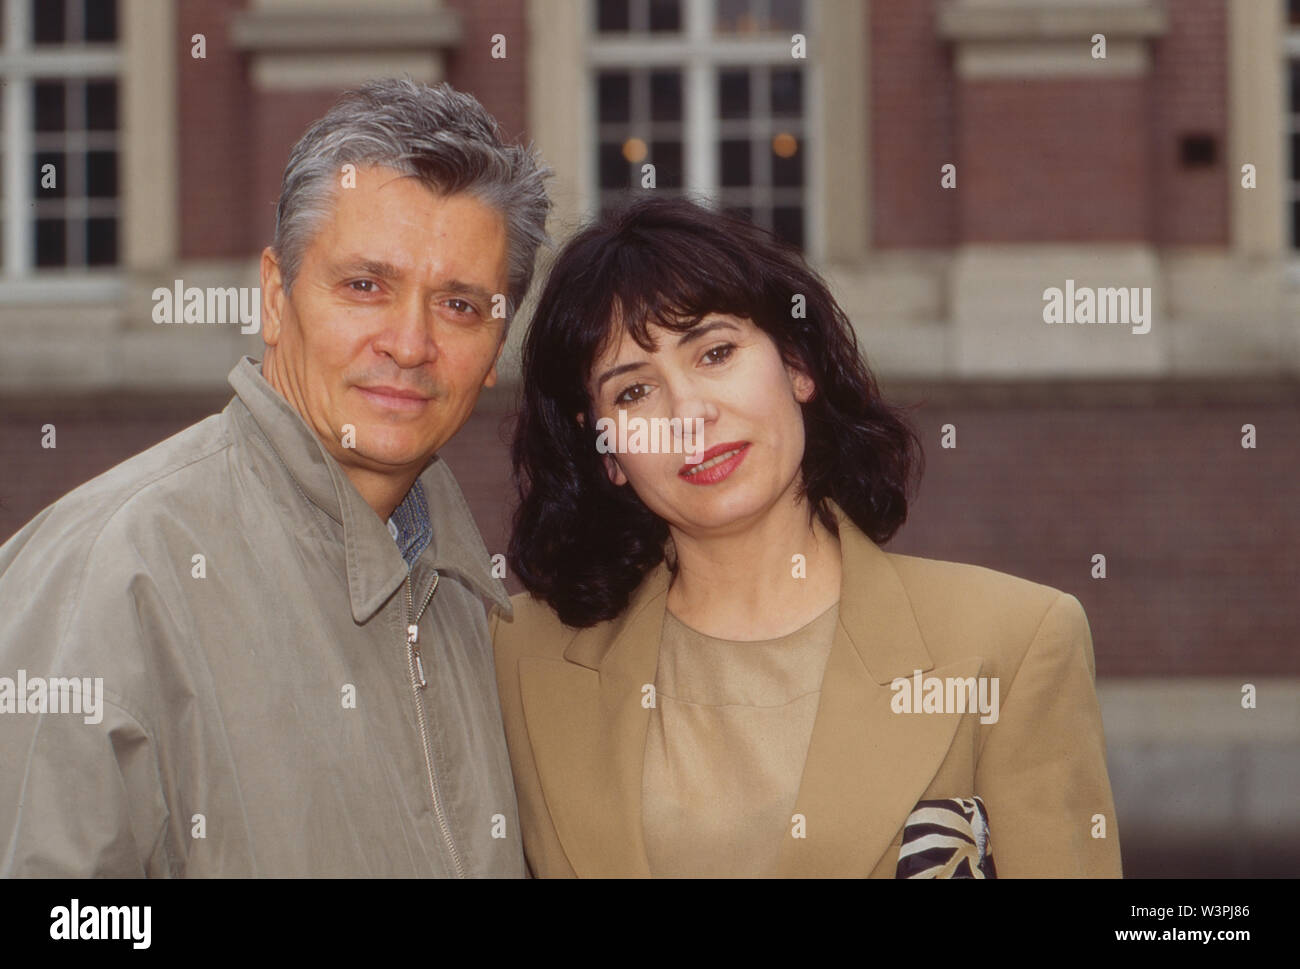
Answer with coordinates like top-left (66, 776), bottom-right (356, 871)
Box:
top-left (491, 590), bottom-right (582, 661)
top-left (877, 550), bottom-right (1090, 666)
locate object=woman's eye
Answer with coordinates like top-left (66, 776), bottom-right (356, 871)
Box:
top-left (615, 384), bottom-right (649, 405)
top-left (703, 343), bottom-right (735, 365)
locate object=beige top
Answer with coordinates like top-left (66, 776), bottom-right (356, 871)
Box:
top-left (641, 602), bottom-right (839, 876)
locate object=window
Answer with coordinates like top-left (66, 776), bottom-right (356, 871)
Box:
top-left (1, 0), bottom-right (122, 278)
top-left (590, 0), bottom-right (809, 249)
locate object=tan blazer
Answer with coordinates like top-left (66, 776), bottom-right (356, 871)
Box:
top-left (491, 502), bottom-right (1122, 877)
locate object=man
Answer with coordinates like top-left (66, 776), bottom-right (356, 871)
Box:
top-left (0, 79), bottom-right (550, 876)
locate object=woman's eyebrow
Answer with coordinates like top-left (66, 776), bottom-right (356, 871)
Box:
top-left (595, 319), bottom-right (740, 391)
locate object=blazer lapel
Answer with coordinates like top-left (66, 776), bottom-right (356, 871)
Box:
top-left (518, 564), bottom-right (670, 876)
top-left (774, 503), bottom-right (980, 876)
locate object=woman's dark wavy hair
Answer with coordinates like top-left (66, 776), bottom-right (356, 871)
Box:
top-left (509, 195), bottom-right (924, 628)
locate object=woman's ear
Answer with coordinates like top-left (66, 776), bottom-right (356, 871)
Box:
top-left (787, 363), bottom-right (816, 403)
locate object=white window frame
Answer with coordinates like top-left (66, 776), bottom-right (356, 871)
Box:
top-left (1, 0), bottom-right (124, 302)
top-left (585, 0), bottom-right (823, 259)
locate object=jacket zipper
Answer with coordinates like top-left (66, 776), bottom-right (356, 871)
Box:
top-left (405, 570), bottom-right (466, 878)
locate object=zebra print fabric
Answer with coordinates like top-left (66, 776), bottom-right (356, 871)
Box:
top-left (896, 796), bottom-right (997, 878)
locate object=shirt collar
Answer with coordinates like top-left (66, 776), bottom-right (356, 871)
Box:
top-left (226, 355), bottom-right (511, 622)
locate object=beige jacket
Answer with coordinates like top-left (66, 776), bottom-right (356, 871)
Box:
top-left (493, 502), bottom-right (1123, 877)
top-left (0, 356), bottom-right (524, 876)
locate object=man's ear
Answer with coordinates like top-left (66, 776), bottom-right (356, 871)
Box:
top-left (483, 332), bottom-right (508, 389)
top-left (260, 246), bottom-right (285, 347)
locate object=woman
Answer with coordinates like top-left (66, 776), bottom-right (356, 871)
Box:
top-left (491, 197), bottom-right (1121, 878)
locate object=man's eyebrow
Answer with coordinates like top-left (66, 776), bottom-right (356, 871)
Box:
top-left (594, 319), bottom-right (740, 391)
top-left (441, 280), bottom-right (497, 305)
top-left (331, 258), bottom-right (404, 280)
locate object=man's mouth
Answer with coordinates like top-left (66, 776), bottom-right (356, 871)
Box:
top-left (356, 385), bottom-right (432, 412)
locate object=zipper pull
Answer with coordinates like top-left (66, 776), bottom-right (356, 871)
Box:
top-left (408, 623), bottom-right (427, 688)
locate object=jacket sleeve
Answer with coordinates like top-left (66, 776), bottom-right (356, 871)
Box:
top-left (973, 592), bottom-right (1123, 877)
top-left (1, 554), bottom-right (177, 877)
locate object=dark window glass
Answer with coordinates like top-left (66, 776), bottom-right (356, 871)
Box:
top-left (34, 82), bottom-right (66, 132)
top-left (1293, 133), bottom-right (1300, 181)
top-left (84, 0), bottom-right (117, 41)
top-left (86, 150), bottom-right (117, 197)
top-left (1292, 200), bottom-right (1300, 247)
top-left (597, 0), bottom-right (629, 32)
top-left (719, 139), bottom-right (750, 187)
top-left (771, 69), bottom-right (802, 116)
top-left (34, 151), bottom-right (66, 197)
top-left (773, 206), bottom-right (803, 249)
top-left (650, 140), bottom-right (682, 188)
top-left (599, 141), bottom-right (630, 189)
top-left (598, 72), bottom-right (631, 124)
top-left (772, 140), bottom-right (802, 187)
top-left (719, 70), bottom-right (750, 119)
top-left (33, 0), bottom-right (65, 44)
top-left (35, 218), bottom-right (66, 266)
top-left (87, 216), bottom-right (117, 265)
top-left (648, 0), bottom-right (681, 32)
top-left (770, 0), bottom-right (803, 30)
top-left (85, 80), bottom-right (117, 130)
top-left (650, 71), bottom-right (682, 122)
top-left (1291, 62), bottom-right (1300, 112)
top-left (717, 0), bottom-right (752, 33)
top-left (1289, 0), bottom-right (1300, 25)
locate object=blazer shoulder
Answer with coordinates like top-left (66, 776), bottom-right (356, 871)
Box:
top-left (881, 551), bottom-right (1084, 666)
top-left (492, 590), bottom-right (581, 662)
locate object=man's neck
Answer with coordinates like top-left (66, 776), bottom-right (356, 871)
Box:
top-left (343, 465), bottom-right (422, 522)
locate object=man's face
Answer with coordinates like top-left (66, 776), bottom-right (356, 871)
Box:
top-left (260, 165), bottom-right (509, 478)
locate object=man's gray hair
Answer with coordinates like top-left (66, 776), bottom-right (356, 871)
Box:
top-left (272, 77), bottom-right (551, 319)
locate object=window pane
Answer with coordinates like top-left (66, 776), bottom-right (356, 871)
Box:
top-left (597, 0), bottom-right (630, 32)
top-left (773, 206), bottom-right (803, 249)
top-left (770, 0), bottom-right (804, 31)
top-left (717, 0), bottom-right (756, 34)
top-left (720, 139), bottom-right (751, 187)
top-left (650, 140), bottom-right (682, 188)
top-left (33, 0), bottom-right (66, 44)
top-left (35, 218), bottom-right (67, 266)
top-left (719, 70), bottom-right (750, 120)
top-left (86, 150), bottom-right (117, 197)
top-left (648, 0), bottom-right (680, 32)
top-left (87, 217), bottom-right (117, 265)
top-left (599, 141), bottom-right (630, 189)
top-left (34, 82), bottom-right (66, 132)
top-left (34, 151), bottom-right (66, 198)
top-left (598, 72), bottom-right (631, 124)
top-left (1293, 200), bottom-right (1300, 247)
top-left (771, 69), bottom-right (802, 116)
top-left (771, 135), bottom-right (802, 186)
top-left (650, 71), bottom-right (682, 122)
top-left (84, 0), bottom-right (118, 42)
top-left (1293, 132), bottom-right (1300, 182)
top-left (1291, 61), bottom-right (1300, 113)
top-left (85, 80), bottom-right (118, 130)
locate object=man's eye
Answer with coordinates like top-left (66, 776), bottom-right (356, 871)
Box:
top-left (447, 298), bottom-right (476, 315)
top-left (348, 279), bottom-right (377, 294)
top-left (615, 384), bottom-right (649, 404)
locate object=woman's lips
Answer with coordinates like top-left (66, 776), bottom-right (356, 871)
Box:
top-left (678, 442), bottom-right (750, 485)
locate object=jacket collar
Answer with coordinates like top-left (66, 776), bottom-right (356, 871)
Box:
top-left (227, 355), bottom-right (511, 623)
top-left (522, 500), bottom-right (975, 876)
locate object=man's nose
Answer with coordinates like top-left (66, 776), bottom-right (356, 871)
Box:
top-left (373, 293), bottom-right (437, 369)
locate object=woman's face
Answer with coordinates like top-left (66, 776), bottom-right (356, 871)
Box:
top-left (585, 312), bottom-right (815, 535)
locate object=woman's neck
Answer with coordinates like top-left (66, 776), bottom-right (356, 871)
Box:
top-left (665, 497), bottom-right (842, 641)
